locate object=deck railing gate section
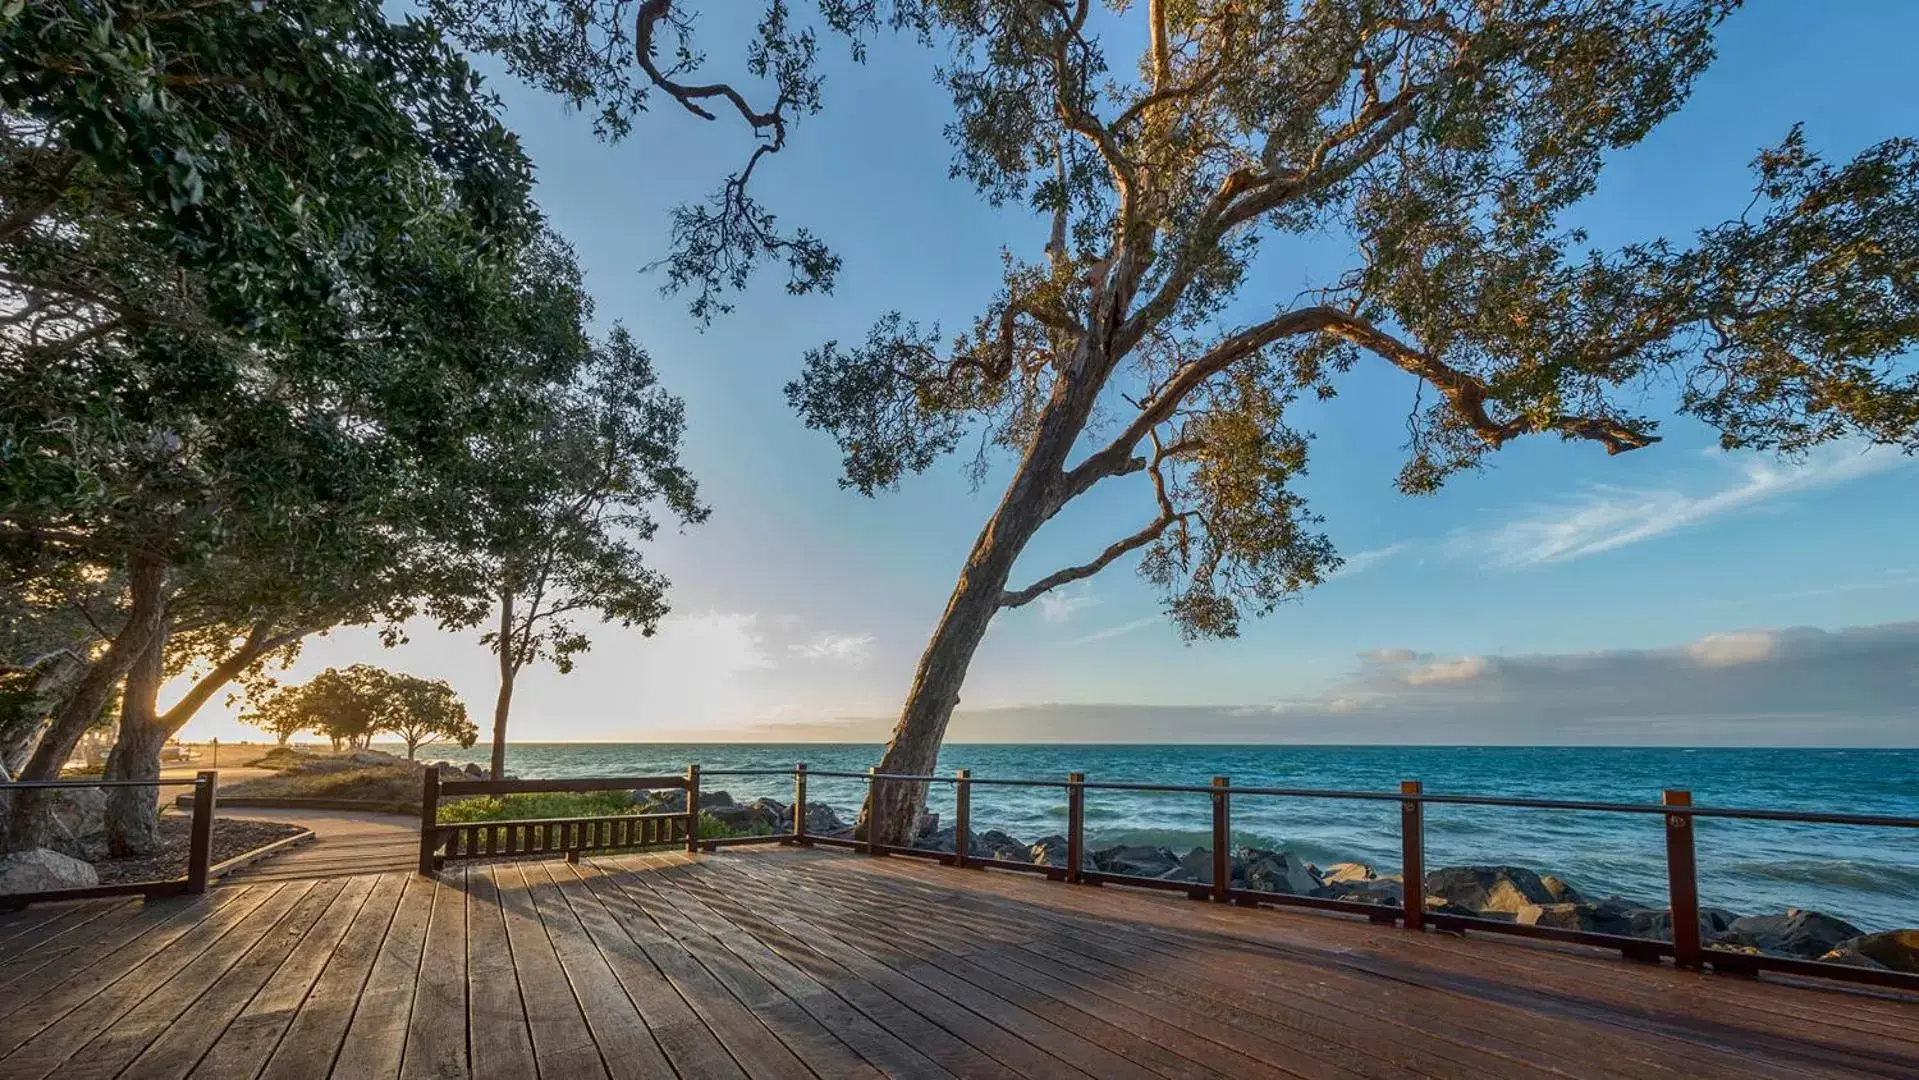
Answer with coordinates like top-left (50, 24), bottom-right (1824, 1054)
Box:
top-left (417, 764), bottom-right (1919, 994)
top-left (0, 771), bottom-right (218, 910)
top-left (419, 769), bottom-right (699, 872)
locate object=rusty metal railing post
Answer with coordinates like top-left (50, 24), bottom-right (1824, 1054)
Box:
top-left (1211, 777), bottom-right (1231, 902)
top-left (1664, 789), bottom-right (1702, 969)
top-left (953, 769), bottom-right (971, 869)
top-left (417, 767), bottom-right (441, 876)
top-left (793, 762), bottom-right (808, 843)
top-left (187, 770), bottom-right (218, 893)
top-left (1400, 780), bottom-right (1424, 930)
top-left (1066, 773), bottom-right (1086, 883)
top-left (866, 767), bottom-right (882, 856)
top-left (685, 764), bottom-right (701, 853)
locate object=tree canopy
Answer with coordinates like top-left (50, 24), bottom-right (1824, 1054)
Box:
top-left (243, 664), bottom-right (476, 758)
top-left (441, 0), bottom-right (1919, 843)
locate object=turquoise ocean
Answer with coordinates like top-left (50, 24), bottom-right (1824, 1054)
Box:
top-left (412, 743), bottom-right (1919, 932)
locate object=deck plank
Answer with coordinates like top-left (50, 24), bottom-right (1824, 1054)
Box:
top-left (0, 846), bottom-right (1908, 1080)
top-left (257, 872), bottom-right (410, 1080)
top-left (192, 873), bottom-right (382, 1080)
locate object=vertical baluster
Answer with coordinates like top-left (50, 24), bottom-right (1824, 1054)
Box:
top-left (685, 765), bottom-right (701, 854)
top-left (416, 767), bottom-right (440, 876)
top-left (1210, 777), bottom-right (1230, 903)
top-left (794, 762), bottom-right (808, 843)
top-left (1066, 773), bottom-right (1086, 884)
top-left (187, 771), bottom-right (218, 893)
top-left (867, 767), bottom-right (882, 856)
top-left (1401, 780), bottom-right (1425, 931)
top-left (953, 769), bottom-right (971, 869)
top-left (1665, 790), bottom-right (1702, 969)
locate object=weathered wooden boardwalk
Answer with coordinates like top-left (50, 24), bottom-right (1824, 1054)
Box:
top-left (0, 846), bottom-right (1914, 1079)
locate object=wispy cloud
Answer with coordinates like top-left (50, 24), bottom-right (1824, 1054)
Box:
top-left (1458, 443), bottom-right (1906, 570)
top-left (1061, 615), bottom-right (1161, 645)
top-left (789, 632), bottom-right (875, 667)
top-left (1037, 583), bottom-right (1100, 624)
top-left (1327, 542), bottom-right (1411, 579)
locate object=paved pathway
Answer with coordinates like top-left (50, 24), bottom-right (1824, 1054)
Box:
top-left (212, 806), bottom-right (417, 883)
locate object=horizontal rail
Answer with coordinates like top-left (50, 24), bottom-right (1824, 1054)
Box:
top-left (803, 768), bottom-right (1919, 828)
top-left (0, 776), bottom-right (209, 790)
top-left (438, 774), bottom-right (687, 796)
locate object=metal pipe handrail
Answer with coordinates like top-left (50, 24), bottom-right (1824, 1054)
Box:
top-left (0, 776), bottom-right (210, 790)
top-left (775, 768), bottom-right (1919, 829)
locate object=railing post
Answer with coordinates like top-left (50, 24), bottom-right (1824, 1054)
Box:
top-left (866, 767), bottom-right (882, 856)
top-left (1210, 777), bottom-right (1230, 902)
top-left (1400, 780), bottom-right (1424, 931)
top-left (1664, 789), bottom-right (1702, 970)
top-left (953, 769), bottom-right (971, 869)
top-left (417, 767), bottom-right (441, 876)
top-left (186, 770), bottom-right (218, 893)
top-left (1066, 773), bottom-right (1085, 884)
top-left (685, 764), bottom-right (701, 854)
top-left (793, 762), bottom-right (808, 843)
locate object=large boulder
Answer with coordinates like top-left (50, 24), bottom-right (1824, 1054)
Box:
top-left (43, 787), bottom-right (107, 858)
top-left (1423, 866), bottom-right (1556, 915)
top-left (973, 830), bottom-right (1029, 862)
top-left (1319, 862), bottom-right (1378, 885)
top-left (697, 789), bottom-right (735, 809)
top-left (1721, 909), bottom-right (1864, 959)
top-left (705, 804), bottom-right (776, 834)
top-left (462, 763), bottom-right (484, 778)
top-left (918, 826), bottom-right (959, 854)
top-left (1093, 845), bottom-right (1184, 879)
top-left (802, 802), bottom-right (848, 835)
top-left (1315, 875), bottom-right (1404, 907)
top-left (1028, 834), bottom-right (1073, 868)
top-left (633, 789), bottom-right (687, 814)
top-left (1236, 849), bottom-right (1321, 895)
top-left (749, 798), bottom-right (789, 826)
top-left (1628, 905), bottom-right (1739, 942)
top-left (1820, 930), bottom-right (1919, 973)
top-left (0, 848), bottom-right (100, 895)
top-left (1539, 875), bottom-right (1584, 904)
top-left (1515, 896), bottom-right (1640, 936)
top-left (916, 811), bottom-right (940, 838)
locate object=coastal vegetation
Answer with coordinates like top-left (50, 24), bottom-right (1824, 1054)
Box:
top-left (0, 0), bottom-right (698, 862)
top-left (437, 0), bottom-right (1919, 843)
top-left (242, 666), bottom-right (478, 759)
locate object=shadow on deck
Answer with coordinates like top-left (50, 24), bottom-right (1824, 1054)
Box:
top-left (0, 846), bottom-right (1914, 1078)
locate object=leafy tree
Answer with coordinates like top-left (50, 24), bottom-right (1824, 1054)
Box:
top-left (0, 0), bottom-right (542, 851)
top-left (454, 1), bottom-right (1919, 843)
top-left (426, 326), bottom-right (706, 778)
top-left (242, 665), bottom-right (472, 757)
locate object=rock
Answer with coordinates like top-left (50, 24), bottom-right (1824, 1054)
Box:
top-left (974, 830), bottom-right (1029, 861)
top-left (1629, 905), bottom-right (1740, 942)
top-left (749, 797), bottom-right (789, 824)
top-left (919, 826), bottom-right (959, 853)
top-left (349, 749), bottom-right (406, 767)
top-left (916, 811), bottom-right (940, 838)
top-left (697, 789), bottom-right (735, 809)
top-left (1028, 834), bottom-right (1072, 867)
top-left (1092, 844), bottom-right (1183, 878)
top-left (1820, 930), bottom-right (1919, 973)
top-left (802, 802), bottom-right (848, 835)
top-left (1539, 875), bottom-right (1584, 904)
top-left (1316, 878), bottom-right (1404, 907)
top-left (44, 787), bottom-right (106, 858)
top-left (633, 789), bottom-right (686, 814)
top-left (1320, 862), bottom-right (1378, 885)
top-left (462, 763), bottom-right (484, 777)
top-left (1176, 847), bottom-right (1222, 883)
top-left (1423, 866), bottom-right (1556, 915)
top-left (1515, 896), bottom-right (1640, 936)
top-left (0, 848), bottom-right (100, 895)
top-left (706, 804), bottom-right (776, 833)
top-left (1721, 909), bottom-right (1865, 959)
top-left (1236, 848), bottom-right (1321, 895)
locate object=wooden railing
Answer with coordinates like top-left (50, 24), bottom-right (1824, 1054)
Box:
top-left (693, 764), bottom-right (1919, 995)
top-left (418, 767), bottom-right (700, 873)
top-left (0, 771), bottom-right (218, 910)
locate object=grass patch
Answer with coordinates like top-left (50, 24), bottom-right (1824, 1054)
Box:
top-left (223, 764), bottom-right (422, 807)
top-left (438, 791), bottom-right (767, 841)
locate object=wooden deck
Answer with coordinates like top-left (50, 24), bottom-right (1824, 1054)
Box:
top-left (0, 847), bottom-right (1914, 1079)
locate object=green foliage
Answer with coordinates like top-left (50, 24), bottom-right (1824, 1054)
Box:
top-left (240, 665), bottom-right (473, 757)
top-left (437, 791), bottom-right (643, 823)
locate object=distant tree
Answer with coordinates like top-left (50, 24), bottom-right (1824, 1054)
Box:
top-left (450, 0), bottom-right (1919, 843)
top-left (243, 665), bottom-right (471, 758)
top-left (427, 328), bottom-right (706, 779)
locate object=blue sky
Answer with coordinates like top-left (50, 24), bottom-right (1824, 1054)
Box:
top-left (180, 4), bottom-right (1919, 745)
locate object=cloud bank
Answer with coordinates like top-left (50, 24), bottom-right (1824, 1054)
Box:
top-left (750, 621), bottom-right (1919, 746)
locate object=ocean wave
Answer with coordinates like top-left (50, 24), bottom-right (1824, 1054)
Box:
top-left (1723, 858), bottom-right (1919, 896)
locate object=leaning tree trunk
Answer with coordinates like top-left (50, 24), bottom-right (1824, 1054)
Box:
top-left (103, 631), bottom-right (168, 856)
top-left (859, 358), bottom-right (1109, 846)
top-left (6, 550), bottom-right (168, 853)
top-left (490, 590), bottom-right (517, 779)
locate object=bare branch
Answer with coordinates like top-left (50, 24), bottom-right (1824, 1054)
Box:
top-left (1000, 510), bottom-right (1179, 609)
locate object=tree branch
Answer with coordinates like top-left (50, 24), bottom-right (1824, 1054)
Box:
top-left (1000, 509), bottom-right (1180, 609)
